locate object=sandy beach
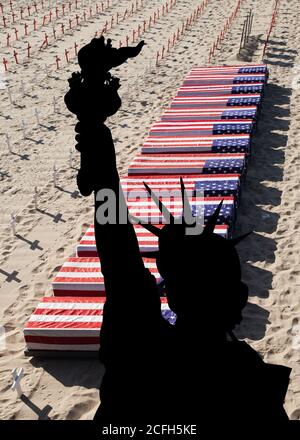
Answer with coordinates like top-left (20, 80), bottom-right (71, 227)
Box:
top-left (1, 0), bottom-right (300, 420)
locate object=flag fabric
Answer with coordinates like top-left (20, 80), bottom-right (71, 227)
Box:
top-left (183, 74), bottom-right (267, 86)
top-left (121, 175), bottom-right (240, 199)
top-left (189, 65), bottom-right (268, 75)
top-left (52, 257), bottom-right (162, 296)
top-left (142, 134), bottom-right (251, 154)
top-left (76, 223), bottom-right (229, 257)
top-left (149, 120), bottom-right (254, 136)
top-left (127, 196), bottom-right (236, 229)
top-left (128, 153), bottom-right (247, 176)
top-left (170, 95), bottom-right (262, 108)
top-left (23, 297), bottom-right (173, 354)
top-left (160, 107), bottom-right (258, 121)
top-left (177, 84), bottom-right (264, 96)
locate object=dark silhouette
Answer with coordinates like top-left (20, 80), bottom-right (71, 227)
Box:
top-left (65, 36), bottom-right (291, 433)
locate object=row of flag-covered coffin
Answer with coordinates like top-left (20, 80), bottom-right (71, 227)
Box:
top-left (23, 64), bottom-right (268, 355)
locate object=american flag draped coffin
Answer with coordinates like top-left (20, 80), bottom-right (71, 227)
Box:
top-left (52, 257), bottom-right (162, 296)
top-left (128, 153), bottom-right (247, 176)
top-left (183, 74), bottom-right (267, 86)
top-left (170, 95), bottom-right (262, 108)
top-left (141, 134), bottom-right (251, 154)
top-left (149, 120), bottom-right (254, 136)
top-left (127, 196), bottom-right (236, 229)
top-left (177, 84), bottom-right (264, 96)
top-left (160, 107), bottom-right (258, 121)
top-left (76, 223), bottom-right (229, 257)
top-left (24, 297), bottom-right (172, 354)
top-left (189, 65), bottom-right (268, 75)
top-left (121, 174), bottom-right (240, 198)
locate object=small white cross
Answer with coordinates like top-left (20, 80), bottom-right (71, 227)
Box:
top-left (5, 133), bottom-right (12, 152)
top-left (11, 367), bottom-right (24, 397)
top-left (53, 164), bottom-right (57, 187)
top-left (7, 87), bottom-right (13, 105)
top-left (52, 96), bottom-right (57, 113)
top-left (34, 109), bottom-right (40, 125)
top-left (69, 149), bottom-right (72, 168)
top-left (21, 120), bottom-right (27, 139)
top-left (20, 80), bottom-right (26, 97)
top-left (10, 213), bottom-right (16, 235)
top-left (34, 186), bottom-right (39, 210)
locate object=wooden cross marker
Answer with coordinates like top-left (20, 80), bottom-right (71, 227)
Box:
top-left (13, 50), bottom-right (18, 64)
top-left (11, 368), bottom-right (24, 397)
top-left (27, 43), bottom-right (31, 58)
top-left (55, 55), bottom-right (60, 69)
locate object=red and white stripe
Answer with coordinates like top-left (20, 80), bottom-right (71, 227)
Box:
top-left (160, 107), bottom-right (257, 120)
top-left (183, 74), bottom-right (267, 83)
top-left (24, 297), bottom-right (170, 353)
top-left (189, 64), bottom-right (267, 74)
top-left (127, 196), bottom-right (235, 223)
top-left (52, 257), bottom-right (161, 296)
top-left (149, 120), bottom-right (253, 132)
top-left (76, 223), bottom-right (229, 257)
top-left (121, 174), bottom-right (240, 198)
top-left (177, 84), bottom-right (263, 94)
top-left (128, 153), bottom-right (246, 175)
top-left (141, 134), bottom-right (250, 153)
top-left (170, 95), bottom-right (261, 107)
